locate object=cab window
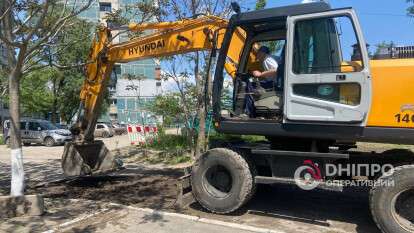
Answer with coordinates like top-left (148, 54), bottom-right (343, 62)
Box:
top-left (293, 15), bottom-right (364, 74)
top-left (292, 15), bottom-right (363, 106)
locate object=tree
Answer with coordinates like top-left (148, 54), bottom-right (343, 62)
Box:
top-left (0, 0), bottom-right (93, 196)
top-left (20, 68), bottom-right (56, 117)
top-left (103, 0), bottom-right (236, 157)
top-left (374, 41), bottom-right (395, 57)
top-left (159, 57), bottom-right (198, 152)
top-left (150, 93), bottom-right (183, 126)
top-left (50, 18), bottom-right (95, 123)
top-left (407, 0), bottom-right (414, 16)
top-left (255, 0), bottom-right (266, 10)
top-left (154, 0), bottom-right (236, 158)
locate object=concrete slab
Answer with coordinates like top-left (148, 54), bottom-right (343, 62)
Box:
top-left (0, 195), bottom-right (44, 218)
top-left (42, 201), bottom-right (282, 233)
top-left (0, 198), bottom-right (280, 233)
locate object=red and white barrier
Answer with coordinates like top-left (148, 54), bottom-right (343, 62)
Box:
top-left (127, 124), bottom-right (144, 145)
top-left (127, 124), bottom-right (158, 145)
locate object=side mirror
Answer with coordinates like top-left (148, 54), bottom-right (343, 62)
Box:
top-left (37, 127), bottom-right (42, 131)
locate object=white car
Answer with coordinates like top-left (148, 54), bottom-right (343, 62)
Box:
top-left (94, 123), bottom-right (114, 138)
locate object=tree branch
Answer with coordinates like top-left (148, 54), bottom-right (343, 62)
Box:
top-left (23, 0), bottom-right (51, 44)
top-left (0, 0), bottom-right (15, 21)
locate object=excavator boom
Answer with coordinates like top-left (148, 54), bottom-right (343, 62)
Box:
top-left (62, 15), bottom-right (247, 176)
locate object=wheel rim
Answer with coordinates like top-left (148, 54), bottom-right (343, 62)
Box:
top-left (391, 187), bottom-right (414, 232)
top-left (46, 138), bottom-right (54, 146)
top-left (202, 165), bottom-right (233, 199)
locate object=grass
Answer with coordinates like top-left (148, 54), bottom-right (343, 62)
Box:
top-left (208, 133), bottom-right (267, 144)
top-left (148, 133), bottom-right (191, 151)
top-left (143, 133), bottom-right (192, 165)
top-left (0, 135), bottom-right (4, 145)
top-left (134, 132), bottom-right (266, 165)
top-left (145, 151), bottom-right (192, 165)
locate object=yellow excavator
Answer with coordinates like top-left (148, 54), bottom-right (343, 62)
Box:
top-left (61, 14), bottom-right (248, 176)
top-left (63, 2), bottom-right (414, 233)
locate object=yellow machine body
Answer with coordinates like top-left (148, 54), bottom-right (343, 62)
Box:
top-left (367, 59), bottom-right (414, 128)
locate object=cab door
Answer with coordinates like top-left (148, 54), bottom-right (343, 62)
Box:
top-left (284, 9), bottom-right (371, 125)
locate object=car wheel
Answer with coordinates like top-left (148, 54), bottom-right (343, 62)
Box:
top-left (102, 131), bottom-right (109, 138)
top-left (191, 148), bottom-right (256, 214)
top-left (44, 137), bottom-right (55, 147)
top-left (23, 142), bottom-right (31, 146)
top-left (370, 164), bottom-right (414, 233)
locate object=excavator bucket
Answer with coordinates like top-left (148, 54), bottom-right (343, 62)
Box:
top-left (61, 140), bottom-right (120, 177)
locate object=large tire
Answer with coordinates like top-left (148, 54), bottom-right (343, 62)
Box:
top-left (370, 164), bottom-right (414, 233)
top-left (191, 148), bottom-right (256, 214)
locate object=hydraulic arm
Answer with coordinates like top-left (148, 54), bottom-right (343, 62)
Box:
top-left (62, 15), bottom-right (247, 176)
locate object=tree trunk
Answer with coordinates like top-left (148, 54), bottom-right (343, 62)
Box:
top-left (194, 52), bottom-right (206, 159)
top-left (51, 78), bottom-right (58, 123)
top-left (1, 0), bottom-right (25, 196)
top-left (9, 69), bottom-right (25, 196)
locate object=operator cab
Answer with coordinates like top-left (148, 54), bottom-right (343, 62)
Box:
top-left (213, 2), bottom-right (372, 137)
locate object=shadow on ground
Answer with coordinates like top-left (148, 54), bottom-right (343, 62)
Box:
top-left (186, 184), bottom-right (380, 233)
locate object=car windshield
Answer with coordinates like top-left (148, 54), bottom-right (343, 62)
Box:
top-left (40, 121), bottom-right (58, 130)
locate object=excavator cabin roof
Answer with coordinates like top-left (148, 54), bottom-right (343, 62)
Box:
top-left (230, 2), bottom-right (331, 30)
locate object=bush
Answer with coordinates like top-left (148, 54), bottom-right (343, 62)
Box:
top-left (208, 133), bottom-right (267, 144)
top-left (0, 135), bottom-right (4, 145)
top-left (149, 133), bottom-right (191, 151)
top-left (143, 132), bottom-right (192, 165)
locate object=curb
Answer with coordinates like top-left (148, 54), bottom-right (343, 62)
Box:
top-left (42, 199), bottom-right (285, 233)
top-left (42, 208), bottom-right (111, 233)
top-left (110, 203), bottom-right (286, 233)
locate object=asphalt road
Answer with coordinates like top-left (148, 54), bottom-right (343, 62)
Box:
top-left (0, 134), bottom-right (131, 165)
top-left (1, 138), bottom-right (413, 233)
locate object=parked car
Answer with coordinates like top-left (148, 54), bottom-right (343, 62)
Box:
top-left (4, 119), bottom-right (72, 147)
top-left (94, 123), bottom-right (114, 138)
top-left (111, 123), bottom-right (127, 135)
top-left (54, 123), bottom-right (68, 129)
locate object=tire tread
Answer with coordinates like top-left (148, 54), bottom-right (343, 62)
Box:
top-left (370, 164), bottom-right (414, 233)
top-left (191, 148), bottom-right (256, 214)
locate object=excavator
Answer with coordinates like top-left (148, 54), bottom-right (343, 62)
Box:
top-left (62, 2), bottom-right (414, 233)
top-left (61, 14), bottom-right (249, 176)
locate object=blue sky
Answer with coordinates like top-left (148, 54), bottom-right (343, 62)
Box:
top-left (245, 0), bottom-right (414, 51)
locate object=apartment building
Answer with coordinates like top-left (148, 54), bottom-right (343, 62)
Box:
top-left (72, 0), bottom-right (163, 124)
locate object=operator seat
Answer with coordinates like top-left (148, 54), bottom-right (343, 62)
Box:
top-left (253, 46), bottom-right (285, 119)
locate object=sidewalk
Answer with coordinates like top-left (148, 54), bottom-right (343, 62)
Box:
top-left (0, 198), bottom-right (281, 233)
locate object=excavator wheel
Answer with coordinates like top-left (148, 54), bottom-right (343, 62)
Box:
top-left (191, 148), bottom-right (256, 214)
top-left (370, 164), bottom-right (414, 233)
top-left (61, 140), bottom-right (121, 177)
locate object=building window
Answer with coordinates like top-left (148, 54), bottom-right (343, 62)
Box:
top-left (117, 98), bottom-right (125, 110)
top-left (99, 2), bottom-right (111, 12)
